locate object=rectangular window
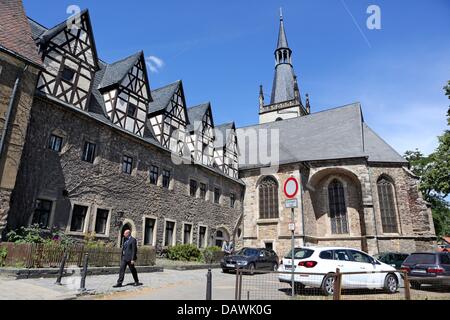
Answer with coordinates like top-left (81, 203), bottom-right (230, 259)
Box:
top-left (48, 134), bottom-right (63, 152)
top-left (94, 209), bottom-right (109, 234)
top-left (127, 103), bottom-right (137, 118)
top-left (32, 199), bottom-right (52, 228)
top-left (162, 169), bottom-right (171, 189)
top-left (200, 183), bottom-right (207, 200)
top-left (122, 155), bottom-right (133, 174)
top-left (190, 180), bottom-right (198, 197)
top-left (144, 218), bottom-right (156, 246)
top-left (214, 188), bottom-right (221, 204)
top-left (164, 221), bottom-right (175, 246)
top-left (183, 224), bottom-right (192, 244)
top-left (70, 205), bottom-right (88, 232)
top-left (61, 66), bottom-right (76, 82)
top-left (150, 165), bottom-right (159, 185)
top-left (199, 226), bottom-right (207, 249)
top-left (82, 141), bottom-right (96, 163)
top-left (230, 193), bottom-right (236, 208)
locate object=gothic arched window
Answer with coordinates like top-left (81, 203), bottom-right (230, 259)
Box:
top-left (259, 177), bottom-right (279, 219)
top-left (377, 177), bottom-right (399, 233)
top-left (328, 179), bottom-right (349, 234)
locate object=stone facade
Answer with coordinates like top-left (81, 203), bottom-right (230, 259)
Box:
top-left (0, 51), bottom-right (40, 238)
top-left (8, 95), bottom-right (244, 250)
top-left (240, 159), bottom-right (436, 256)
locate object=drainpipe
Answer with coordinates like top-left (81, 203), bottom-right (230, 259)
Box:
top-left (0, 65), bottom-right (29, 158)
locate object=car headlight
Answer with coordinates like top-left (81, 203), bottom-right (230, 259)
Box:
top-left (237, 261), bottom-right (248, 266)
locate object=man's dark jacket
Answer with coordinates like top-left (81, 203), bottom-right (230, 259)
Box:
top-left (122, 236), bottom-right (138, 262)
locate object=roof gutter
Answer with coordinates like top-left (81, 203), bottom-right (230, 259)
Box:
top-left (0, 64), bottom-right (29, 159)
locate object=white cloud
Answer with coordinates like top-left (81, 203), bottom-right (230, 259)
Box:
top-left (145, 55), bottom-right (165, 73)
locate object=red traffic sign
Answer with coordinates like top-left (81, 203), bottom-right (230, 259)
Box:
top-left (283, 177), bottom-right (299, 199)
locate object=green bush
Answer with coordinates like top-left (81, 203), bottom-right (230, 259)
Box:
top-left (167, 244), bottom-right (202, 262)
top-left (0, 247), bottom-right (7, 267)
top-left (202, 246), bottom-right (223, 263)
top-left (6, 225), bottom-right (75, 248)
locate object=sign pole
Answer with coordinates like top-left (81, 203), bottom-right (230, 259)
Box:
top-left (291, 207), bottom-right (295, 297)
top-left (284, 176), bottom-right (299, 298)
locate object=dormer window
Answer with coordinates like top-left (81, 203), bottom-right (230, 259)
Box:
top-left (61, 66), bottom-right (76, 82)
top-left (127, 103), bottom-right (137, 118)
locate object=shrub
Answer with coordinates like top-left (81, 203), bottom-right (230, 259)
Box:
top-left (0, 247), bottom-right (7, 267)
top-left (167, 244), bottom-right (202, 262)
top-left (6, 225), bottom-right (44, 244)
top-left (202, 246), bottom-right (223, 264)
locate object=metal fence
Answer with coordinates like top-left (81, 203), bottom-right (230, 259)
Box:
top-left (234, 269), bottom-right (450, 300)
top-left (0, 243), bottom-right (156, 268)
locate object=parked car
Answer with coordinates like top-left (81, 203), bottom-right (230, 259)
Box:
top-left (374, 252), bottom-right (409, 269)
top-left (278, 247), bottom-right (402, 296)
top-left (401, 252), bottom-right (450, 289)
top-left (221, 248), bottom-right (279, 274)
top-left (437, 244), bottom-right (450, 253)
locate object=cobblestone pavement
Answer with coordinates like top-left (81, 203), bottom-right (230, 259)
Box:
top-left (1, 270), bottom-right (449, 300)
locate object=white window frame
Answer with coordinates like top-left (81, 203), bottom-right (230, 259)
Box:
top-left (163, 219), bottom-right (177, 247)
top-left (66, 202), bottom-right (92, 236)
top-left (142, 215), bottom-right (158, 246)
top-left (91, 205), bottom-right (112, 238)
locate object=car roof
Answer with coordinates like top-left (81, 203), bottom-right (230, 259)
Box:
top-left (295, 246), bottom-right (364, 251)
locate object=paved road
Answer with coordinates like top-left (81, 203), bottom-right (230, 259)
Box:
top-left (1, 269), bottom-right (449, 300)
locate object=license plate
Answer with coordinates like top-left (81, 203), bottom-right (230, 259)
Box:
top-left (226, 264), bottom-right (235, 268)
top-left (412, 269), bottom-right (427, 274)
top-left (285, 265), bottom-right (292, 269)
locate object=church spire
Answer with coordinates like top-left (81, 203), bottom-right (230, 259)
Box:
top-left (270, 8), bottom-right (296, 104)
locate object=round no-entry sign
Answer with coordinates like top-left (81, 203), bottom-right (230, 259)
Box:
top-left (283, 177), bottom-right (299, 199)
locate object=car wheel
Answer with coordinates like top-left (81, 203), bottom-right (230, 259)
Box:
top-left (272, 263), bottom-right (278, 272)
top-left (248, 263), bottom-right (255, 276)
top-left (384, 274), bottom-right (398, 294)
top-left (411, 281), bottom-right (421, 290)
top-left (321, 274), bottom-right (335, 296)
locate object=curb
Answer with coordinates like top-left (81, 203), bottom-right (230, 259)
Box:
top-left (0, 266), bottom-right (163, 280)
top-left (160, 264), bottom-right (221, 271)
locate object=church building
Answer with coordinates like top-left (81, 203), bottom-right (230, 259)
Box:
top-left (237, 12), bottom-right (436, 255)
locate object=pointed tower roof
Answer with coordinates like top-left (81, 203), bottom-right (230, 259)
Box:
top-left (270, 9), bottom-right (296, 104)
top-left (277, 8), bottom-right (289, 49)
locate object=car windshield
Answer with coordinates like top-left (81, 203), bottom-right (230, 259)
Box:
top-left (404, 253), bottom-right (436, 265)
top-left (237, 248), bottom-right (259, 257)
top-left (285, 248), bottom-right (314, 259)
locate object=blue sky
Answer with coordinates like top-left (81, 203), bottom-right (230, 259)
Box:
top-left (23, 0), bottom-right (450, 156)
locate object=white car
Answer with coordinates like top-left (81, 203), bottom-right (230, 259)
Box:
top-left (278, 246), bottom-right (403, 296)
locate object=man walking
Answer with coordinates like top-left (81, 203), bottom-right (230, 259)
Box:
top-left (113, 229), bottom-right (141, 288)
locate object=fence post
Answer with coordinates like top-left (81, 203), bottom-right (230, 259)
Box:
top-left (55, 251), bottom-right (68, 285)
top-left (206, 268), bottom-right (212, 300)
top-left (333, 268), bottom-right (342, 300)
top-left (79, 253), bottom-right (89, 291)
top-left (235, 268), bottom-right (240, 300)
top-left (403, 272), bottom-right (411, 300)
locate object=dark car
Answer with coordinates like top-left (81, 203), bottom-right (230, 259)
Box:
top-left (374, 252), bottom-right (409, 269)
top-left (221, 248), bottom-right (279, 274)
top-left (401, 252), bottom-right (450, 289)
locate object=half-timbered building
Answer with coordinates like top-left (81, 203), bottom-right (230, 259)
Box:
top-left (2, 8), bottom-right (244, 250)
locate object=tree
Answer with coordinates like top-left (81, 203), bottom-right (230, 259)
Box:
top-left (404, 81), bottom-right (450, 237)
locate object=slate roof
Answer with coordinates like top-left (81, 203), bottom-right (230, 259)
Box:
top-left (148, 81), bottom-right (181, 115)
top-left (362, 123), bottom-right (407, 164)
top-left (214, 123), bottom-right (235, 148)
top-left (186, 103), bottom-right (210, 132)
top-left (0, 0), bottom-right (42, 67)
top-left (98, 51), bottom-right (143, 91)
top-left (237, 103), bottom-right (406, 169)
top-left (270, 63), bottom-right (296, 104)
top-left (277, 15), bottom-right (289, 49)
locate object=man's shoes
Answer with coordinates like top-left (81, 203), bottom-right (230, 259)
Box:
top-left (113, 283), bottom-right (123, 288)
top-left (133, 282), bottom-right (143, 287)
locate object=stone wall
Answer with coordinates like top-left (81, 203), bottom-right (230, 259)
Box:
top-left (0, 51), bottom-right (40, 239)
top-left (240, 158), bottom-right (436, 256)
top-left (8, 95), bottom-right (244, 250)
